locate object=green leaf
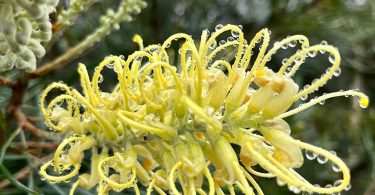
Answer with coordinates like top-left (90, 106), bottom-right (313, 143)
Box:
top-left (0, 128), bottom-right (21, 165)
top-left (0, 164), bottom-right (38, 194)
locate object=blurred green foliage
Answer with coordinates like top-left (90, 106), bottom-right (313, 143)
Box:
top-left (0, 0), bottom-right (374, 194)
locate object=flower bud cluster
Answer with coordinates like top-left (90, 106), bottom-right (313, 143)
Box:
top-left (0, 0), bottom-right (58, 72)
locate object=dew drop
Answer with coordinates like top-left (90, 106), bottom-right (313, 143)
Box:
top-left (325, 67), bottom-right (332, 74)
top-left (312, 79), bottom-right (319, 86)
top-left (282, 58), bottom-right (288, 65)
top-left (219, 40), bottom-right (226, 46)
top-left (345, 183), bottom-right (352, 191)
top-left (288, 185), bottom-right (301, 194)
top-left (215, 24), bottom-right (223, 31)
top-left (321, 40), bottom-right (328, 45)
top-left (332, 163), bottom-right (341, 172)
top-left (134, 56), bottom-right (142, 61)
top-left (301, 94), bottom-right (308, 101)
top-left (98, 75), bottom-right (104, 83)
top-left (294, 56), bottom-right (302, 63)
top-left (209, 40), bottom-right (217, 49)
top-left (231, 30), bottom-right (240, 38)
top-left (276, 178), bottom-right (286, 186)
top-left (305, 150), bottom-right (317, 160)
top-left (227, 37), bottom-right (234, 42)
top-left (307, 50), bottom-right (317, 57)
top-left (328, 55), bottom-right (335, 64)
top-left (325, 184), bottom-right (332, 188)
top-left (238, 24), bottom-right (243, 30)
top-left (289, 40), bottom-right (297, 47)
top-left (334, 179), bottom-right (343, 187)
top-left (282, 44), bottom-right (288, 49)
top-left (317, 155), bottom-right (328, 164)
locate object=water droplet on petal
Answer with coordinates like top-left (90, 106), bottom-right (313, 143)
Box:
top-left (301, 95), bottom-right (308, 101)
top-left (209, 40), bottom-right (217, 49)
top-left (334, 180), bottom-right (343, 187)
top-left (219, 40), bottom-right (226, 46)
top-left (288, 185), bottom-right (301, 194)
top-left (277, 178), bottom-right (286, 186)
top-left (231, 30), bottom-right (240, 38)
top-left (317, 155), bottom-right (328, 164)
top-left (215, 24), bottom-right (223, 31)
top-left (305, 150), bottom-right (317, 160)
top-left (326, 67), bottom-right (332, 74)
top-left (98, 75), bottom-right (104, 83)
top-left (345, 183), bottom-right (352, 191)
top-left (307, 50), bottom-right (317, 57)
top-left (282, 58), bottom-right (288, 65)
top-left (289, 40), bottom-right (297, 47)
top-left (332, 163), bottom-right (341, 172)
top-left (328, 55), bottom-right (335, 64)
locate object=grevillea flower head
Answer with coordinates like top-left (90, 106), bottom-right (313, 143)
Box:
top-left (39, 24), bottom-right (369, 195)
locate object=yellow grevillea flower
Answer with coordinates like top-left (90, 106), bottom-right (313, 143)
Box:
top-left (39, 24), bottom-right (369, 195)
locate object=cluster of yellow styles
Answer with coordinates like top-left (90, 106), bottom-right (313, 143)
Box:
top-left (39, 24), bottom-right (369, 195)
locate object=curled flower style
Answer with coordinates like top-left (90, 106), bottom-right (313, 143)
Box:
top-left (0, 0), bottom-right (58, 72)
top-left (39, 24), bottom-right (369, 195)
